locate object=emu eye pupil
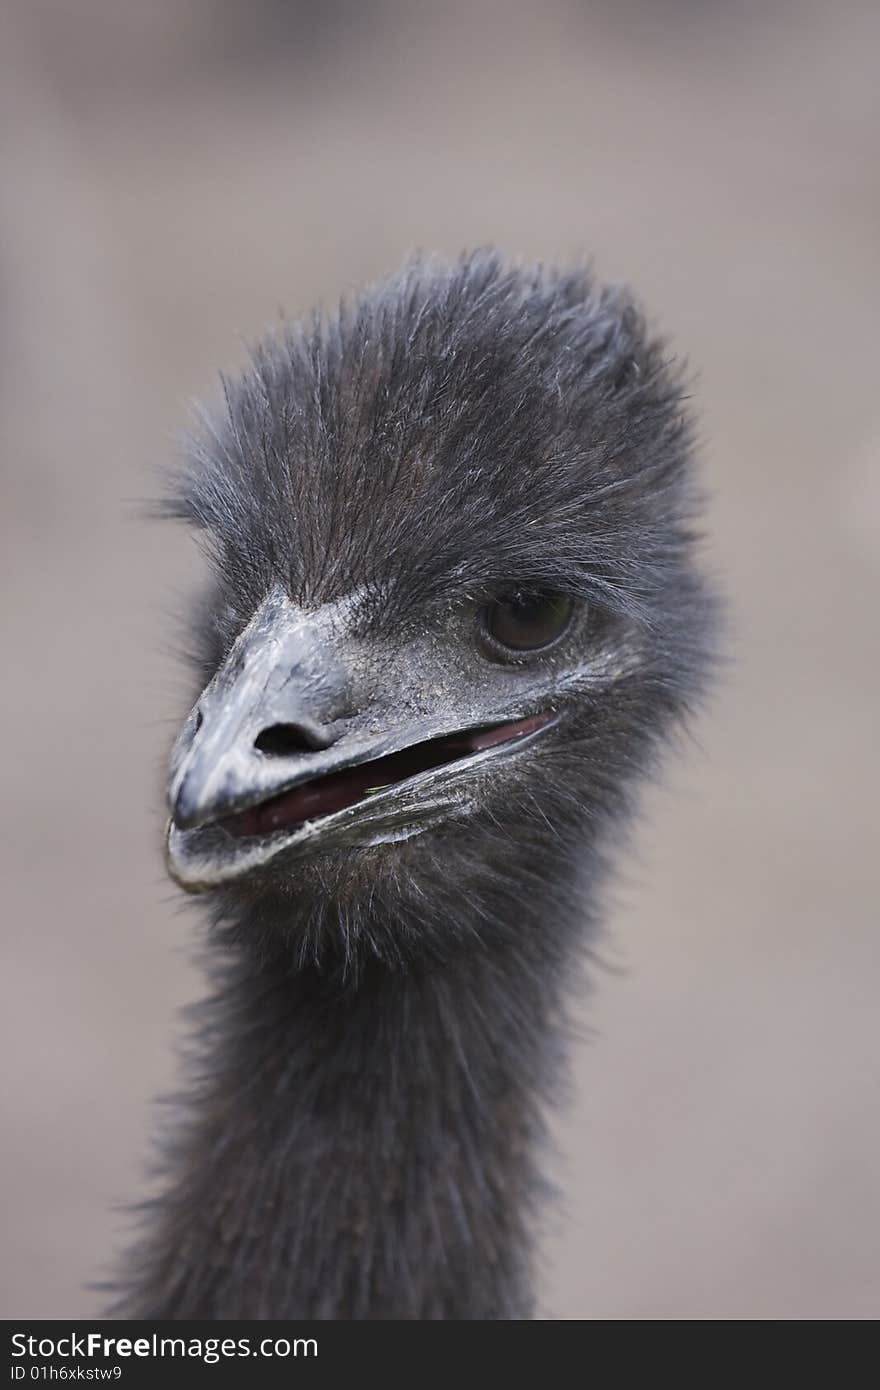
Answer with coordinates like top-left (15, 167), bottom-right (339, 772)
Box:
top-left (486, 592), bottom-right (573, 652)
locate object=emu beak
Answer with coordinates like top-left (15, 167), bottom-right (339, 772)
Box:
top-left (165, 587), bottom-right (556, 890)
top-left (168, 588), bottom-right (353, 833)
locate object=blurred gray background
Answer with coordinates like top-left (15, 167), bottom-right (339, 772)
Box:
top-left (1, 0), bottom-right (878, 1319)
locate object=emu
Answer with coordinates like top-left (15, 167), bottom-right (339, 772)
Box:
top-left (116, 251), bottom-right (714, 1319)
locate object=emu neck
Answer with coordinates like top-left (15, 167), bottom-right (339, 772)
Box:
top-left (123, 903), bottom-right (572, 1320)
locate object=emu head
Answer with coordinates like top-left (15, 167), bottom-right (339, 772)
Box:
top-left (164, 253), bottom-right (712, 960)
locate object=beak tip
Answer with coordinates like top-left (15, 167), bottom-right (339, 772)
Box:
top-left (168, 775), bottom-right (201, 831)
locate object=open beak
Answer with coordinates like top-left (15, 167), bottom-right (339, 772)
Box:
top-left (165, 588), bottom-right (555, 891)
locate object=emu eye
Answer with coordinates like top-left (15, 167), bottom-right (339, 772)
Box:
top-left (482, 591), bottom-right (574, 656)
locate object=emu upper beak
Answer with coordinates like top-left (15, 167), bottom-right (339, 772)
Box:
top-left (165, 587), bottom-right (555, 891)
top-left (168, 588), bottom-right (354, 833)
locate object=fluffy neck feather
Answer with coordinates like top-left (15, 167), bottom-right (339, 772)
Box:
top-left (118, 883), bottom-right (581, 1320)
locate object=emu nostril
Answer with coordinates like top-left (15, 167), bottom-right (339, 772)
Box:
top-left (254, 722), bottom-right (332, 757)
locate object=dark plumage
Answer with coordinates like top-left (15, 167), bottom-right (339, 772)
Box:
top-left (115, 250), bottom-right (715, 1319)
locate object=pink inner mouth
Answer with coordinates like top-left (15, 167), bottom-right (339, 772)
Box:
top-left (221, 712), bottom-right (552, 839)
